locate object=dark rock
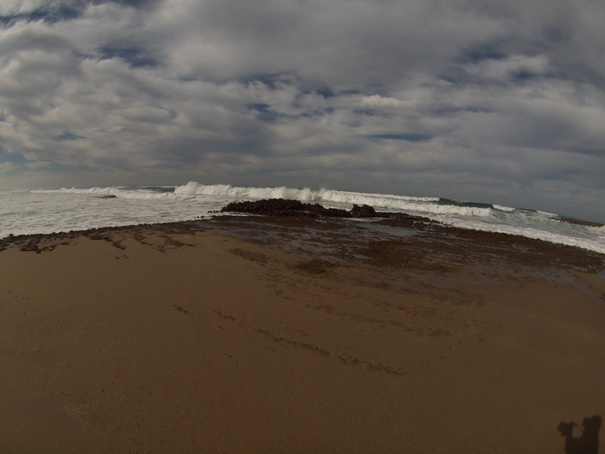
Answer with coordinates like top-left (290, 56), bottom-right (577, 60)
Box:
top-left (377, 213), bottom-right (436, 228)
top-left (350, 204), bottom-right (377, 217)
top-left (221, 198), bottom-right (352, 218)
top-left (308, 205), bottom-right (351, 218)
top-left (221, 199), bottom-right (313, 217)
top-left (220, 198), bottom-right (400, 219)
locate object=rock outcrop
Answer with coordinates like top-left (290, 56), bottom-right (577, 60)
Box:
top-left (221, 198), bottom-right (384, 218)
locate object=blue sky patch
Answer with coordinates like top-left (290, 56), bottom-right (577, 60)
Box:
top-left (0, 147), bottom-right (28, 165)
top-left (52, 131), bottom-right (88, 142)
top-left (246, 103), bottom-right (283, 123)
top-left (0, 5), bottom-right (81, 25)
top-left (367, 134), bottom-right (433, 142)
top-left (242, 74), bottom-right (290, 90)
top-left (455, 41), bottom-right (507, 64)
top-left (98, 46), bottom-right (160, 68)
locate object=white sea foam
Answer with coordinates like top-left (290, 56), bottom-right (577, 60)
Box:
top-left (172, 182), bottom-right (481, 217)
top-left (493, 204), bottom-right (516, 212)
top-left (2, 182), bottom-right (604, 255)
top-left (33, 186), bottom-right (175, 199)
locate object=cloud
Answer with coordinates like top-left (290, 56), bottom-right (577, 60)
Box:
top-left (0, 0), bottom-right (604, 221)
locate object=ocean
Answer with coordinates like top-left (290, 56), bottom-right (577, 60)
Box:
top-left (1, 181), bottom-right (604, 254)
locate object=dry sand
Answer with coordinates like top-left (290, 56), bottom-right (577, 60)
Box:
top-left (0, 215), bottom-right (604, 453)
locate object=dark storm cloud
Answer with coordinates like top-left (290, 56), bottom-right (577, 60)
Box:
top-left (0, 0), bottom-right (604, 220)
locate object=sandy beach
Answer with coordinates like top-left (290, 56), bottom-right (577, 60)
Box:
top-left (1, 212), bottom-right (604, 453)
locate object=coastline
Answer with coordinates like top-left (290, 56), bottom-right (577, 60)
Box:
top-left (1, 214), bottom-right (604, 453)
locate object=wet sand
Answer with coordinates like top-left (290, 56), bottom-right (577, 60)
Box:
top-left (1, 215), bottom-right (604, 453)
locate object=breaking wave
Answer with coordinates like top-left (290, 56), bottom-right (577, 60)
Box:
top-left (7, 181), bottom-right (604, 254)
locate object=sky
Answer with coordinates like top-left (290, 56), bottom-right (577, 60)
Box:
top-left (1, 0), bottom-right (604, 222)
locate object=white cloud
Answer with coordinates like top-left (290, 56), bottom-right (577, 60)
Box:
top-left (358, 95), bottom-right (403, 109)
top-left (0, 0), bottom-right (604, 220)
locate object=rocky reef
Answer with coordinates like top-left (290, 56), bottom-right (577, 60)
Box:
top-left (220, 198), bottom-right (383, 218)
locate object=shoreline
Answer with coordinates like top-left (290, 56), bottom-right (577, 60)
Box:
top-left (2, 211), bottom-right (604, 277)
top-left (2, 214), bottom-right (605, 256)
top-left (1, 214), bottom-right (604, 452)
top-left (1, 197), bottom-right (604, 256)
